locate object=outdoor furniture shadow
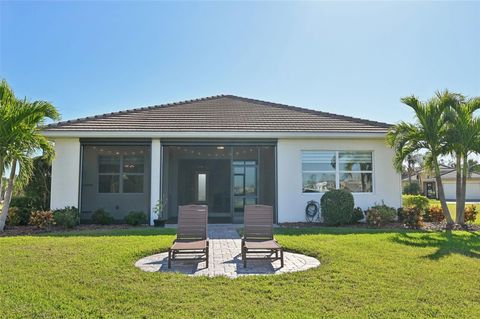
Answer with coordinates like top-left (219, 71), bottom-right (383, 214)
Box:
top-left (168, 205), bottom-right (209, 269)
top-left (242, 204), bottom-right (284, 268)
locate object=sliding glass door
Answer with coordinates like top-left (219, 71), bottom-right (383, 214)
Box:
top-left (162, 143), bottom-right (275, 223)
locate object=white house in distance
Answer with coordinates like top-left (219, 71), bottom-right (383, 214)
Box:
top-left (41, 95), bottom-right (402, 224)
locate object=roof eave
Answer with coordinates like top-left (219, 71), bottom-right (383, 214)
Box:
top-left (41, 130), bottom-right (387, 139)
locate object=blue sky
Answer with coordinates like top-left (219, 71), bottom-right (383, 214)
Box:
top-left (1, 1), bottom-right (479, 124)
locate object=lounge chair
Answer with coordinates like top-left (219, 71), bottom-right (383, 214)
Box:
top-left (168, 205), bottom-right (209, 269)
top-left (241, 205), bottom-right (283, 268)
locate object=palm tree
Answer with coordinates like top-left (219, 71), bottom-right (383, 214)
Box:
top-left (386, 93), bottom-right (454, 224)
top-left (444, 94), bottom-right (480, 224)
top-left (0, 79), bottom-right (60, 231)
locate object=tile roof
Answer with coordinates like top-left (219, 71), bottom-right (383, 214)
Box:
top-left (42, 95), bottom-right (391, 133)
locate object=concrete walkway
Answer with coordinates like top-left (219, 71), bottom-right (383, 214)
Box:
top-left (135, 225), bottom-right (320, 278)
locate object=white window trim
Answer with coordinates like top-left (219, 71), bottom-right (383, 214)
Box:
top-left (301, 150), bottom-right (375, 194)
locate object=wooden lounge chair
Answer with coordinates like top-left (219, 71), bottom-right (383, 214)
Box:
top-left (242, 205), bottom-right (283, 268)
top-left (168, 205), bottom-right (209, 269)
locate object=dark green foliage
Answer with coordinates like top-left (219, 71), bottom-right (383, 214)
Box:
top-left (124, 211), bottom-right (147, 226)
top-left (397, 207), bottom-right (404, 222)
top-left (402, 195), bottom-right (430, 211)
top-left (91, 209), bottom-right (114, 225)
top-left (22, 157), bottom-right (52, 210)
top-left (8, 196), bottom-right (35, 225)
top-left (320, 189), bottom-right (354, 226)
top-left (366, 204), bottom-right (397, 227)
top-left (350, 207), bottom-right (364, 224)
top-left (402, 206), bottom-right (424, 228)
top-left (403, 182), bottom-right (420, 195)
top-left (53, 206), bottom-right (80, 228)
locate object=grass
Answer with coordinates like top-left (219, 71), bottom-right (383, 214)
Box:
top-left (1, 227), bottom-right (479, 318)
top-left (428, 200), bottom-right (480, 224)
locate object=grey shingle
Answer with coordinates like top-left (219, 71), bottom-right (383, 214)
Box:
top-left (42, 95), bottom-right (391, 133)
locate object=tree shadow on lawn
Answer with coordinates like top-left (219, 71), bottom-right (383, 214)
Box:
top-left (391, 231), bottom-right (480, 260)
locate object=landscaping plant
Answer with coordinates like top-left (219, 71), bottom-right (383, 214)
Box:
top-left (350, 207), bottom-right (364, 224)
top-left (402, 206), bottom-right (424, 228)
top-left (29, 210), bottom-right (55, 230)
top-left (320, 189), bottom-right (354, 226)
top-left (53, 206), bottom-right (80, 228)
top-left (366, 203), bottom-right (396, 227)
top-left (464, 205), bottom-right (478, 223)
top-left (402, 195), bottom-right (430, 211)
top-left (124, 211), bottom-right (147, 226)
top-left (91, 209), bottom-right (114, 225)
top-left (425, 205), bottom-right (445, 223)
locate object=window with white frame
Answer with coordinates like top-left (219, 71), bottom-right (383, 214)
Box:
top-left (302, 151), bottom-right (373, 193)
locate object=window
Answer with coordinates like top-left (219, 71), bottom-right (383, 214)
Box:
top-left (197, 173), bottom-right (207, 202)
top-left (338, 152), bottom-right (373, 193)
top-left (98, 156), bottom-right (120, 193)
top-left (302, 151), bottom-right (373, 193)
top-left (98, 155), bottom-right (145, 193)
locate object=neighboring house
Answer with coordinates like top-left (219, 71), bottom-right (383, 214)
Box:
top-left (403, 164), bottom-right (480, 200)
top-left (41, 95), bottom-right (401, 224)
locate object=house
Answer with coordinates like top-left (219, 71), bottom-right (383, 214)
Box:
top-left (41, 95), bottom-right (402, 224)
top-left (404, 165), bottom-right (480, 200)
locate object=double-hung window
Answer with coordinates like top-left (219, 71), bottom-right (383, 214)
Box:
top-left (302, 151), bottom-right (373, 193)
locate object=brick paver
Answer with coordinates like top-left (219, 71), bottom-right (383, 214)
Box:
top-left (135, 225), bottom-right (320, 278)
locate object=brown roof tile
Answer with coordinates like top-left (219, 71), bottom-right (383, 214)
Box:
top-left (42, 95), bottom-right (391, 133)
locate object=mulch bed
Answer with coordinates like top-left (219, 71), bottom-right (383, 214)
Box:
top-left (0, 224), bottom-right (139, 237)
top-left (278, 222), bottom-right (480, 232)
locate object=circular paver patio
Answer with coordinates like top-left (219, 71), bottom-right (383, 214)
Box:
top-left (135, 225), bottom-right (320, 278)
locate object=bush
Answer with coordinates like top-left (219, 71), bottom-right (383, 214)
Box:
top-left (397, 207), bottom-right (404, 223)
top-left (366, 203), bottom-right (397, 227)
top-left (425, 205), bottom-right (445, 223)
top-left (464, 205), bottom-right (478, 223)
top-left (402, 195), bottom-right (430, 211)
top-left (124, 211), bottom-right (147, 226)
top-left (403, 182), bottom-right (420, 195)
top-left (9, 196), bottom-right (35, 225)
top-left (91, 209), bottom-right (114, 225)
top-left (6, 207), bottom-right (21, 226)
top-left (350, 207), bottom-right (364, 224)
top-left (29, 211), bottom-right (55, 229)
top-left (320, 189), bottom-right (354, 226)
top-left (53, 206), bottom-right (80, 228)
top-left (402, 206), bottom-right (424, 228)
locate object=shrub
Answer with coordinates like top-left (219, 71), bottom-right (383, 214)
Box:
top-left (53, 206), bottom-right (80, 228)
top-left (350, 207), bottom-right (364, 224)
top-left (425, 205), bottom-right (445, 223)
top-left (397, 207), bottom-right (404, 222)
top-left (124, 211), bottom-right (147, 226)
top-left (403, 182), bottom-right (420, 195)
top-left (366, 203), bottom-right (397, 227)
top-left (9, 196), bottom-right (35, 225)
top-left (464, 205), bottom-right (478, 223)
top-left (320, 189), bottom-right (354, 226)
top-left (402, 206), bottom-right (424, 228)
top-left (91, 209), bottom-right (114, 225)
top-left (6, 207), bottom-right (21, 226)
top-left (29, 211), bottom-right (55, 229)
top-left (402, 195), bottom-right (430, 211)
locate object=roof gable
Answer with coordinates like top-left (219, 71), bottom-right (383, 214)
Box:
top-left (43, 95), bottom-right (391, 133)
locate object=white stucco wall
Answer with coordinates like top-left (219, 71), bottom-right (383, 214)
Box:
top-left (50, 138), bottom-right (80, 210)
top-left (150, 139), bottom-right (161, 225)
top-left (277, 138), bottom-right (402, 223)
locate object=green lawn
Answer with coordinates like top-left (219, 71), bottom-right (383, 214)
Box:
top-left (1, 228), bottom-right (479, 318)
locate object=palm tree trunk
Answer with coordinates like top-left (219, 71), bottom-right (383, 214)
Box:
top-left (433, 159), bottom-right (454, 225)
top-left (0, 155), bottom-right (4, 202)
top-left (456, 155), bottom-right (463, 224)
top-left (0, 160), bottom-right (17, 232)
top-left (458, 155), bottom-right (468, 225)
